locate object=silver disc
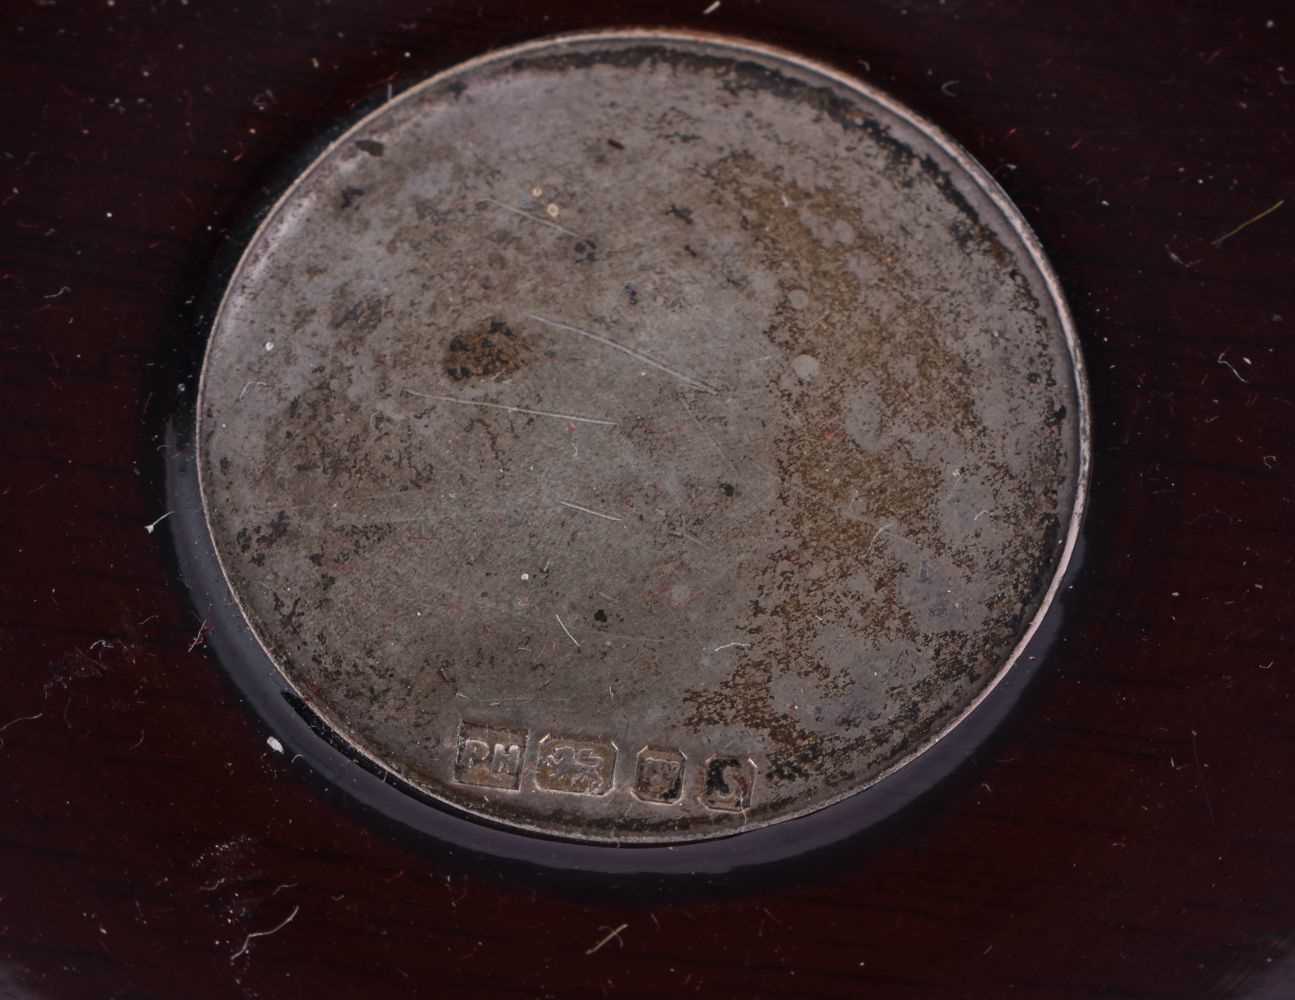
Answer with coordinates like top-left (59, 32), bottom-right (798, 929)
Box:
top-left (198, 31), bottom-right (1088, 843)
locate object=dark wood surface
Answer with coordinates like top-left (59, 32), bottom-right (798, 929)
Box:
top-left (2, 2), bottom-right (1293, 997)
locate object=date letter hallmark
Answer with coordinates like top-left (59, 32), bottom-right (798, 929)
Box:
top-left (453, 721), bottom-right (528, 790)
top-left (700, 754), bottom-right (756, 812)
top-left (633, 746), bottom-right (686, 804)
top-left (534, 735), bottom-right (617, 796)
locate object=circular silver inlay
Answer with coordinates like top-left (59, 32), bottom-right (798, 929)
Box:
top-left (198, 31), bottom-right (1088, 843)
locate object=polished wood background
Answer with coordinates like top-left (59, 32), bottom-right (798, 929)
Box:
top-left (2, 2), bottom-right (1293, 997)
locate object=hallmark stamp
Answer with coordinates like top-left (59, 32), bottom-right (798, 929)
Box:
top-left (453, 721), bottom-right (527, 790)
top-left (534, 734), bottom-right (617, 796)
top-left (633, 746), bottom-right (686, 804)
top-left (700, 754), bottom-right (756, 812)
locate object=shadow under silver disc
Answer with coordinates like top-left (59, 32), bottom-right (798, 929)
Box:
top-left (197, 30), bottom-right (1089, 844)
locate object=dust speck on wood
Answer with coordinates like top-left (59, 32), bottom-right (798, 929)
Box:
top-left (585, 922), bottom-right (628, 956)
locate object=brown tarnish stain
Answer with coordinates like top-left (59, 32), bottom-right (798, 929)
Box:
top-left (682, 150), bottom-right (1061, 786)
top-left (443, 317), bottom-right (530, 382)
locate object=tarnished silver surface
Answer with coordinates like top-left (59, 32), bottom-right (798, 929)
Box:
top-left (198, 31), bottom-right (1088, 843)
